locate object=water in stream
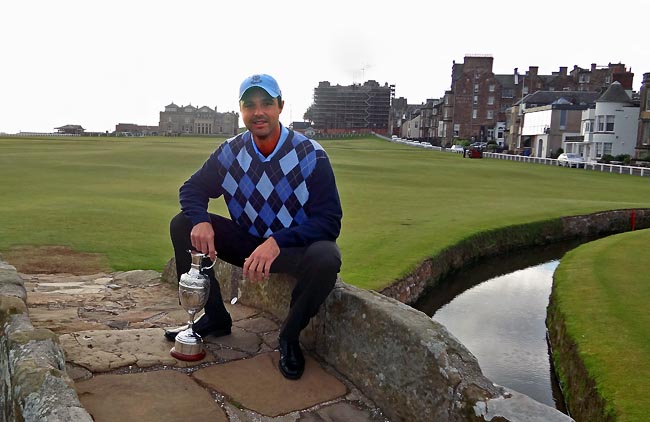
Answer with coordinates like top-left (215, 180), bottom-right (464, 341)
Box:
top-left (413, 241), bottom-right (591, 413)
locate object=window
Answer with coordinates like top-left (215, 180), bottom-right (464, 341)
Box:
top-left (474, 83), bottom-right (479, 93)
top-left (560, 110), bottom-right (567, 130)
top-left (606, 115), bottom-right (615, 132)
top-left (489, 84), bottom-right (495, 92)
top-left (487, 110), bottom-right (494, 120)
top-left (473, 95), bottom-right (478, 105)
top-left (579, 74), bottom-right (590, 83)
top-left (523, 86), bottom-right (529, 95)
top-left (583, 121), bottom-right (591, 133)
top-left (603, 143), bottom-right (613, 155)
top-left (502, 88), bottom-right (514, 98)
top-left (472, 109), bottom-right (477, 119)
top-left (596, 142), bottom-right (603, 158)
top-left (488, 96), bottom-right (495, 105)
top-left (605, 76), bottom-right (611, 84)
top-left (453, 124), bottom-right (460, 137)
top-left (596, 115), bottom-right (614, 132)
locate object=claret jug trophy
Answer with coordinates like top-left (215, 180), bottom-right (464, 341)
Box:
top-left (170, 251), bottom-right (213, 361)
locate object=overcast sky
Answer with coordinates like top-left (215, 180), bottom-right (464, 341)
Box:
top-left (1, 0), bottom-right (648, 134)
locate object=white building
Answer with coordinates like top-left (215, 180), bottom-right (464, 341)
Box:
top-left (566, 82), bottom-right (639, 162)
top-left (521, 100), bottom-right (587, 158)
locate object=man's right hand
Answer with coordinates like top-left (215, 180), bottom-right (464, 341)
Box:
top-left (190, 222), bottom-right (216, 261)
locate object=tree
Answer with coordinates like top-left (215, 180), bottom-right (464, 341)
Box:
top-left (303, 105), bottom-right (315, 124)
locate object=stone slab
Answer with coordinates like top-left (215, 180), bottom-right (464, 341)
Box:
top-left (193, 351), bottom-right (347, 417)
top-left (76, 370), bottom-right (227, 422)
top-left (298, 401), bottom-right (378, 422)
top-left (205, 326), bottom-right (262, 354)
top-left (59, 328), bottom-right (215, 371)
top-left (235, 315), bottom-right (280, 333)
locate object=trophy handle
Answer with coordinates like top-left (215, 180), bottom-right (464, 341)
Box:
top-left (187, 249), bottom-right (216, 271)
top-left (200, 259), bottom-right (216, 271)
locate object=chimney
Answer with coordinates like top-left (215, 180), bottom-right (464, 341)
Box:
top-left (591, 63), bottom-right (597, 71)
top-left (559, 66), bottom-right (567, 76)
top-left (527, 66), bottom-right (538, 76)
top-left (613, 72), bottom-right (634, 90)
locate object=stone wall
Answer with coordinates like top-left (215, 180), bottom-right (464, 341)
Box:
top-left (164, 259), bottom-right (572, 422)
top-left (381, 209), bottom-right (650, 304)
top-left (0, 260), bottom-right (92, 422)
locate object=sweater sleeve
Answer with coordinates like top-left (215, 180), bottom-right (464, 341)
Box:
top-left (179, 147), bottom-right (225, 226)
top-left (270, 153), bottom-right (343, 247)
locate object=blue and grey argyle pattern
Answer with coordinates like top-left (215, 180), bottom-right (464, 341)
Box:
top-left (217, 133), bottom-right (325, 238)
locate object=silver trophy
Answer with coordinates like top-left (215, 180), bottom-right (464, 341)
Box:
top-left (170, 251), bottom-right (213, 361)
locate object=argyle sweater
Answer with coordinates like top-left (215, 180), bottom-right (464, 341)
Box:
top-left (179, 128), bottom-right (342, 248)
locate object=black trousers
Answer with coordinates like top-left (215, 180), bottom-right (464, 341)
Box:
top-left (170, 212), bottom-right (341, 341)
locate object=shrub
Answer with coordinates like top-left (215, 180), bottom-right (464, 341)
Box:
top-left (615, 154), bottom-right (631, 165)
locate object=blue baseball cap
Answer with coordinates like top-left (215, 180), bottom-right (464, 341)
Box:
top-left (239, 74), bottom-right (282, 100)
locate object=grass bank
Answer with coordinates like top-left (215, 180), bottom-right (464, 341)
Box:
top-left (549, 229), bottom-right (650, 421)
top-left (2, 135), bottom-right (650, 290)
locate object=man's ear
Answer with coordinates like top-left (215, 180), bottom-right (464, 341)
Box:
top-left (278, 99), bottom-right (285, 112)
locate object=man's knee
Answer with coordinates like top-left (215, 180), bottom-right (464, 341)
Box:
top-left (303, 241), bottom-right (341, 274)
top-left (170, 212), bottom-right (192, 243)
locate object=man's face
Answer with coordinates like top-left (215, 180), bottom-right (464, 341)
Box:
top-left (240, 88), bottom-right (284, 140)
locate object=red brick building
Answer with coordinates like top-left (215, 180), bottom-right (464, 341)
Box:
top-left (437, 55), bottom-right (634, 148)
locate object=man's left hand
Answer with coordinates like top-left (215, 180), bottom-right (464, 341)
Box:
top-left (243, 237), bottom-right (280, 283)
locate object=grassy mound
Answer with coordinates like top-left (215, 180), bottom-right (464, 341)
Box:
top-left (549, 229), bottom-right (650, 421)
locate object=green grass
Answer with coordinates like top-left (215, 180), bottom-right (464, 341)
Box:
top-left (553, 230), bottom-right (650, 421)
top-left (2, 135), bottom-right (650, 290)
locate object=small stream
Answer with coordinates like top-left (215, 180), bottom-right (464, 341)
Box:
top-left (413, 240), bottom-right (591, 413)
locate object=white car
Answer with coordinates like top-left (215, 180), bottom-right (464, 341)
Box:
top-left (449, 145), bottom-right (465, 153)
top-left (557, 153), bottom-right (585, 168)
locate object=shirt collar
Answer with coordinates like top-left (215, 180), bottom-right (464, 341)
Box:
top-left (249, 124), bottom-right (289, 162)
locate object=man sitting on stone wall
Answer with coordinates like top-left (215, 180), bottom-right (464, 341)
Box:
top-left (165, 73), bottom-right (343, 380)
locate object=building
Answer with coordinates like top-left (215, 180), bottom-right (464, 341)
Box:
top-left (389, 97), bottom-right (408, 137)
top-left (114, 123), bottom-right (158, 136)
top-left (159, 103), bottom-right (238, 136)
top-left (440, 55), bottom-right (634, 148)
top-left (521, 100), bottom-right (590, 158)
top-left (289, 121), bottom-right (316, 137)
top-left (508, 91), bottom-right (600, 154)
top-left (55, 125), bottom-right (85, 135)
top-left (565, 82), bottom-right (639, 162)
top-left (311, 80), bottom-right (394, 136)
top-left (636, 73), bottom-right (650, 159)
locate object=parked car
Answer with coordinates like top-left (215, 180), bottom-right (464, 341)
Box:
top-left (557, 153), bottom-right (585, 168)
top-left (467, 148), bottom-right (483, 159)
top-left (449, 145), bottom-right (465, 153)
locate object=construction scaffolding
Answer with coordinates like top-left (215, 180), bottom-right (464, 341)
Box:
top-left (312, 81), bottom-right (394, 134)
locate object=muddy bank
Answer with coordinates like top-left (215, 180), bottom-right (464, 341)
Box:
top-left (546, 294), bottom-right (616, 421)
top-left (380, 209), bottom-right (649, 305)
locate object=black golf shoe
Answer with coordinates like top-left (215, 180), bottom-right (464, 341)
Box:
top-left (164, 313), bottom-right (232, 342)
top-left (278, 338), bottom-right (305, 380)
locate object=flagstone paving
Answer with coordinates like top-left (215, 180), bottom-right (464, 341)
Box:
top-left (22, 270), bottom-right (389, 421)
